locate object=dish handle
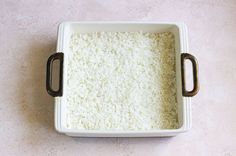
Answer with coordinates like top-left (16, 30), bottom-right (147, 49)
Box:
top-left (46, 52), bottom-right (64, 97)
top-left (181, 53), bottom-right (199, 97)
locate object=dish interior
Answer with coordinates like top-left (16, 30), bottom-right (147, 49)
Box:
top-left (58, 23), bottom-right (184, 132)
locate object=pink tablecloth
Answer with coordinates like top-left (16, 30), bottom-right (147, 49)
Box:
top-left (0, 0), bottom-right (236, 155)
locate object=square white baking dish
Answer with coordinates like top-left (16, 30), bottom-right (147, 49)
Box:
top-left (46, 22), bottom-right (199, 137)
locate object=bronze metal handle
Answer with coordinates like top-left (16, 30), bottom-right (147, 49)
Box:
top-left (46, 52), bottom-right (64, 97)
top-left (181, 53), bottom-right (199, 97)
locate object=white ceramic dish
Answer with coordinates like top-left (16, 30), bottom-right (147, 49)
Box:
top-left (46, 22), bottom-right (199, 137)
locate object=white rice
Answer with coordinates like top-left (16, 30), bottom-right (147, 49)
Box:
top-left (66, 31), bottom-right (178, 130)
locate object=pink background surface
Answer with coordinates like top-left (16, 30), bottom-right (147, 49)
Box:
top-left (1, 0), bottom-right (236, 155)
